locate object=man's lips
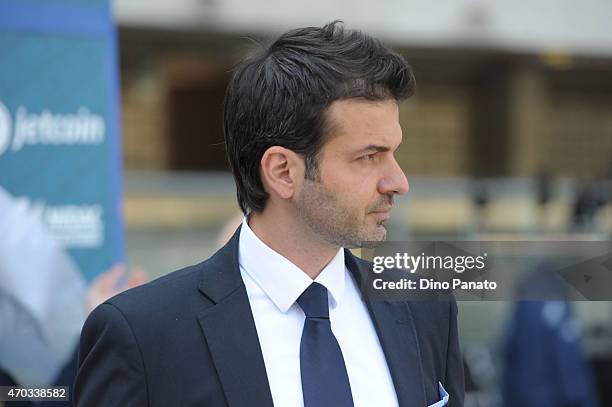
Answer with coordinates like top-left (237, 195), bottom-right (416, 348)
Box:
top-left (369, 206), bottom-right (393, 221)
top-left (370, 206), bottom-right (393, 214)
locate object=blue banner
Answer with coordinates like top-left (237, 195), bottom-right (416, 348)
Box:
top-left (0, 0), bottom-right (123, 281)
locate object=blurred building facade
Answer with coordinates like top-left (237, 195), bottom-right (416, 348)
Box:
top-left (114, 0), bottom-right (612, 239)
top-left (115, 0), bottom-right (612, 178)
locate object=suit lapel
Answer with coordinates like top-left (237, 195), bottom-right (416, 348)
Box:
top-left (345, 250), bottom-right (427, 407)
top-left (195, 230), bottom-right (427, 407)
top-left (197, 226), bottom-right (274, 407)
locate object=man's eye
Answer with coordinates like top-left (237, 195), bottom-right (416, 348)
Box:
top-left (362, 153), bottom-right (377, 161)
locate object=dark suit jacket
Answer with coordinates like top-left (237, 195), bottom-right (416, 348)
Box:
top-left (75, 227), bottom-right (464, 406)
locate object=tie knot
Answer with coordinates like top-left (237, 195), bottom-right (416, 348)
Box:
top-left (297, 282), bottom-right (329, 319)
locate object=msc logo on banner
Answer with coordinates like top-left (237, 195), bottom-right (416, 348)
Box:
top-left (0, 100), bottom-right (105, 156)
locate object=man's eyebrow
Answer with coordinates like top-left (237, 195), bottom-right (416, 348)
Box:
top-left (356, 142), bottom-right (402, 154)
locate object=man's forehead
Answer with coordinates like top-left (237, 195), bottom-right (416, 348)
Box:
top-left (323, 99), bottom-right (402, 147)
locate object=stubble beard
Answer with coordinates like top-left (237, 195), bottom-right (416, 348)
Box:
top-left (294, 179), bottom-right (388, 249)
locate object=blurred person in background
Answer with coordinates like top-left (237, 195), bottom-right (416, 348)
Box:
top-left (75, 21), bottom-right (464, 407)
top-left (0, 186), bottom-right (145, 406)
top-left (501, 264), bottom-right (599, 407)
top-left (571, 180), bottom-right (605, 232)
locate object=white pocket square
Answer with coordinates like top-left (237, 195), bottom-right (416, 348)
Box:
top-left (426, 381), bottom-right (449, 407)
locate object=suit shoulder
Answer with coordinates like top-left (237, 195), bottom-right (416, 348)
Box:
top-left (104, 258), bottom-right (212, 316)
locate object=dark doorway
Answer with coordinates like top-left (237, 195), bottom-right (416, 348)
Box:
top-left (168, 79), bottom-right (229, 171)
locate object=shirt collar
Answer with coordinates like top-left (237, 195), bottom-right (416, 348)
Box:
top-left (238, 217), bottom-right (346, 313)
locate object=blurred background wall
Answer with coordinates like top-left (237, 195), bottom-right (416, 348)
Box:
top-left (111, 1), bottom-right (612, 405)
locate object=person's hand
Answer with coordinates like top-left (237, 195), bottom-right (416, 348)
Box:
top-left (85, 263), bottom-right (147, 314)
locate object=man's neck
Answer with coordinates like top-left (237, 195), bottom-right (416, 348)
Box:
top-left (248, 210), bottom-right (339, 280)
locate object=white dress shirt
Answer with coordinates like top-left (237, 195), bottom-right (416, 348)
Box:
top-left (238, 218), bottom-right (399, 407)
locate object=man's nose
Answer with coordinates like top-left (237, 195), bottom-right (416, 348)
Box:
top-left (378, 158), bottom-right (409, 196)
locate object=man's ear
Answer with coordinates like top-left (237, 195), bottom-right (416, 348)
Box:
top-left (260, 146), bottom-right (305, 200)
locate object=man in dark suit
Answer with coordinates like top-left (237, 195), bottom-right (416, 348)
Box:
top-left (75, 21), bottom-right (464, 407)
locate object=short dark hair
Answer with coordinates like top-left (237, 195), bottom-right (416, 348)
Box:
top-left (223, 20), bottom-right (415, 214)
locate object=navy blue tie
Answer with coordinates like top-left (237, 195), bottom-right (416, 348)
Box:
top-left (297, 282), bottom-right (354, 407)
